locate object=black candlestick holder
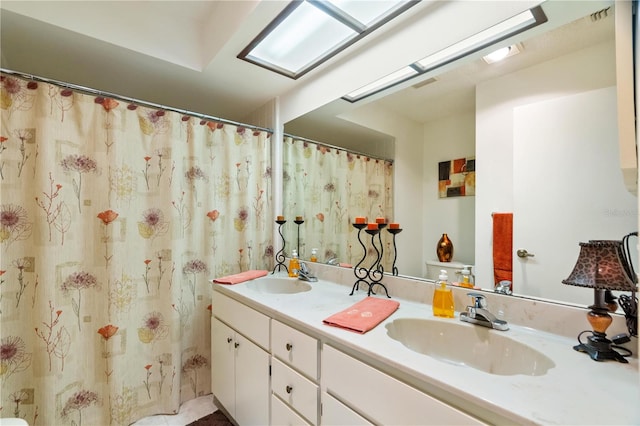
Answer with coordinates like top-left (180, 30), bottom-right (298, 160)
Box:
top-left (272, 220), bottom-right (288, 274)
top-left (350, 223), bottom-right (370, 295)
top-left (365, 228), bottom-right (390, 298)
top-left (294, 219), bottom-right (304, 255)
top-left (376, 223), bottom-right (387, 274)
top-left (387, 228), bottom-right (403, 276)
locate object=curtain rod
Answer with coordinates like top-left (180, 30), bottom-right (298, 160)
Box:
top-left (283, 132), bottom-right (394, 163)
top-left (1, 68), bottom-right (273, 134)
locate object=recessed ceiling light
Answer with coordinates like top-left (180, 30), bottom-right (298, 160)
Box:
top-left (482, 43), bottom-right (522, 64)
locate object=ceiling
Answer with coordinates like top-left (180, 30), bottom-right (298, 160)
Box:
top-left (1, 1), bottom-right (614, 152)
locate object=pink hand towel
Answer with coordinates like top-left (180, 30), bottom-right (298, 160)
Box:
top-left (213, 270), bottom-right (268, 285)
top-left (323, 297), bottom-right (400, 334)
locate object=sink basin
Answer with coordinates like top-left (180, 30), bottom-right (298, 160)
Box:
top-left (385, 318), bottom-right (554, 376)
top-left (245, 276), bottom-right (312, 294)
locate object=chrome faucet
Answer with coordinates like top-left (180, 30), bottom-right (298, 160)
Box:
top-left (326, 257), bottom-right (338, 266)
top-left (495, 280), bottom-right (512, 295)
top-left (459, 293), bottom-right (509, 331)
top-left (298, 262), bottom-right (318, 282)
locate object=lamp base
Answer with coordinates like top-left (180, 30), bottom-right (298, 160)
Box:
top-left (573, 332), bottom-right (628, 363)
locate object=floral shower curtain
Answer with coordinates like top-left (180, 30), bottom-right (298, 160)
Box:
top-left (282, 136), bottom-right (394, 269)
top-left (0, 73), bottom-right (273, 425)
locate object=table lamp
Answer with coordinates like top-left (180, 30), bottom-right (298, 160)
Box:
top-left (562, 240), bottom-right (636, 363)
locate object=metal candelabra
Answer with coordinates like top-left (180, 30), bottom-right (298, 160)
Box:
top-left (272, 219), bottom-right (288, 274)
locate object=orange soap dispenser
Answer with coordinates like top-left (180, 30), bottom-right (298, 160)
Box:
top-left (288, 249), bottom-right (300, 277)
top-left (433, 270), bottom-right (455, 318)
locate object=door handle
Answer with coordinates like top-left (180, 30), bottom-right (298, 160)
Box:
top-left (517, 249), bottom-right (535, 258)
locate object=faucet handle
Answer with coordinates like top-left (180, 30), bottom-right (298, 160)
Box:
top-left (299, 262), bottom-right (309, 274)
top-left (467, 292), bottom-right (487, 309)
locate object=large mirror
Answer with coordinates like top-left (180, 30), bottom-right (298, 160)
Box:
top-left (284, 0), bottom-right (637, 309)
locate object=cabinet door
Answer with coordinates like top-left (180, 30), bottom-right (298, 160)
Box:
top-left (323, 345), bottom-right (486, 425)
top-left (235, 332), bottom-right (270, 426)
top-left (211, 317), bottom-right (236, 418)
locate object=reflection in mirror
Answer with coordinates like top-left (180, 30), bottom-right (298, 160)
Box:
top-left (284, 1), bottom-right (637, 309)
top-left (281, 136), bottom-right (394, 270)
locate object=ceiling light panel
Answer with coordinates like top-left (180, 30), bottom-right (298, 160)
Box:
top-left (344, 66), bottom-right (419, 101)
top-left (248, 2), bottom-right (357, 74)
top-left (342, 5), bottom-right (547, 103)
top-left (238, 0), bottom-right (419, 79)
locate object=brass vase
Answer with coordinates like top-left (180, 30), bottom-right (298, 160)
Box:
top-left (436, 233), bottom-right (454, 262)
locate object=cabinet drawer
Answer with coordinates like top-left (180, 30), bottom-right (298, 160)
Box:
top-left (322, 345), bottom-right (486, 425)
top-left (272, 319), bottom-right (318, 379)
top-left (322, 392), bottom-right (373, 426)
top-left (272, 358), bottom-right (319, 425)
top-left (213, 290), bottom-right (270, 349)
top-left (271, 393), bottom-right (311, 426)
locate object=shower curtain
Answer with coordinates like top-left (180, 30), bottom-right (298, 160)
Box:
top-left (0, 73), bottom-right (273, 425)
top-left (282, 136), bottom-right (394, 269)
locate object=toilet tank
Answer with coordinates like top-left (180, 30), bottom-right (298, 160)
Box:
top-left (425, 260), bottom-right (469, 281)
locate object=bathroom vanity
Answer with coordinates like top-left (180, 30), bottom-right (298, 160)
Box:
top-left (210, 265), bottom-right (639, 425)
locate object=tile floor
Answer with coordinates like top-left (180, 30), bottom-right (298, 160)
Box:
top-left (131, 394), bottom-right (217, 426)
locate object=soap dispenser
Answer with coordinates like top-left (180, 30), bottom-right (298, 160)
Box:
top-left (433, 270), bottom-right (454, 318)
top-left (460, 265), bottom-right (474, 289)
top-left (288, 249), bottom-right (300, 277)
top-left (310, 248), bottom-right (318, 262)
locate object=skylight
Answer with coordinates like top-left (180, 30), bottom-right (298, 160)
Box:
top-left (238, 0), bottom-right (419, 79)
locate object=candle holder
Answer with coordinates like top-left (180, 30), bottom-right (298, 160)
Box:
top-left (376, 223), bottom-right (387, 274)
top-left (294, 218), bottom-right (304, 256)
top-left (387, 228), bottom-right (403, 276)
top-left (272, 220), bottom-right (288, 274)
top-left (350, 223), bottom-right (369, 295)
top-left (365, 228), bottom-right (390, 298)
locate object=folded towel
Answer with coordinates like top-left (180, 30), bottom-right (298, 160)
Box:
top-left (492, 213), bottom-right (513, 287)
top-left (323, 297), bottom-right (400, 334)
top-left (213, 270), bottom-right (268, 285)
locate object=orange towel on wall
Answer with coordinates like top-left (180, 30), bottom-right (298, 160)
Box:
top-left (213, 270), bottom-right (268, 285)
top-left (492, 213), bottom-right (513, 286)
top-left (323, 297), bottom-right (400, 334)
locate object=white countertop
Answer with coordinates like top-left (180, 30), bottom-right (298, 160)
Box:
top-left (212, 272), bottom-right (639, 425)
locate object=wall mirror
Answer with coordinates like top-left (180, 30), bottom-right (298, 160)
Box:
top-left (284, 0), bottom-right (637, 309)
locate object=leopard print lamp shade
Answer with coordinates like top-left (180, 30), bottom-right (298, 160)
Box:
top-left (562, 240), bottom-right (636, 291)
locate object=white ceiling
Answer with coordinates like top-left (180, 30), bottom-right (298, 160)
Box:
top-left (1, 1), bottom-right (615, 149)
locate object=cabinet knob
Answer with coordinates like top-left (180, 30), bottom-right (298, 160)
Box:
top-left (234, 342), bottom-right (240, 348)
top-left (226, 337), bottom-right (232, 343)
top-left (286, 385), bottom-right (293, 394)
top-left (286, 343), bottom-right (293, 351)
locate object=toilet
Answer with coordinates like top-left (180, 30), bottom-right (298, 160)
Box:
top-left (425, 260), bottom-right (472, 282)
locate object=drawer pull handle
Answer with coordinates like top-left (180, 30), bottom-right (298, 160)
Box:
top-left (226, 337), bottom-right (232, 343)
top-left (286, 343), bottom-right (293, 351)
top-left (234, 342), bottom-right (240, 348)
top-left (286, 385), bottom-right (293, 394)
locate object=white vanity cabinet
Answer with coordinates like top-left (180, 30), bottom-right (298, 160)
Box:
top-left (270, 319), bottom-right (320, 425)
top-left (322, 344), bottom-right (487, 425)
top-left (211, 292), bottom-right (270, 425)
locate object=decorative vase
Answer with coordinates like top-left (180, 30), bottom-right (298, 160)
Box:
top-left (436, 233), bottom-right (454, 262)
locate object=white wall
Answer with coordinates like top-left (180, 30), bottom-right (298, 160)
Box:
top-left (423, 111), bottom-right (476, 271)
top-left (475, 40), bottom-right (618, 289)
